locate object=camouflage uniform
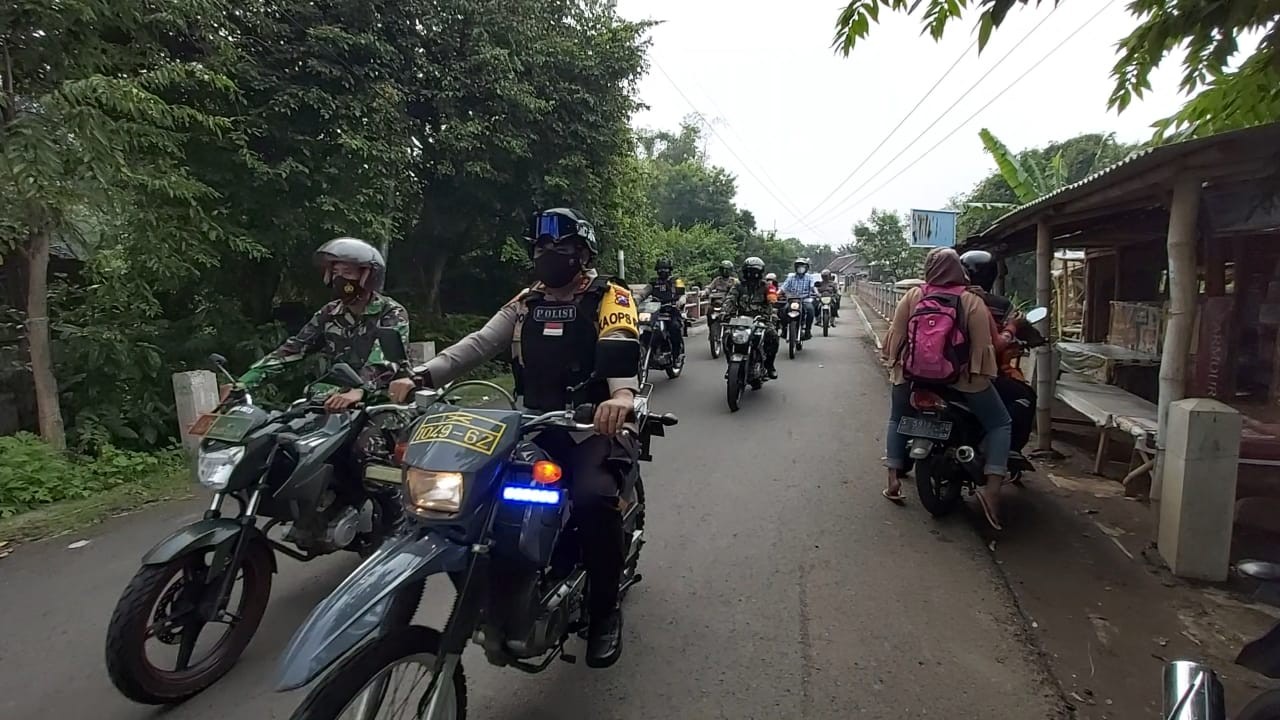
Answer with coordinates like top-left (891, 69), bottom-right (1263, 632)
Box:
top-left (705, 275), bottom-right (739, 295)
top-left (722, 280), bottom-right (780, 368)
top-left (238, 293), bottom-right (410, 397)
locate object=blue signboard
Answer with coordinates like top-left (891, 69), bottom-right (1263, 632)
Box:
top-left (910, 209), bottom-right (958, 248)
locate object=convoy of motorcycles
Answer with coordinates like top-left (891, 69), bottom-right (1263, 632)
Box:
top-left (94, 277), bottom-right (1280, 720)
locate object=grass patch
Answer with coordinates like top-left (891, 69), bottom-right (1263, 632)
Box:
top-left (0, 468), bottom-right (194, 544)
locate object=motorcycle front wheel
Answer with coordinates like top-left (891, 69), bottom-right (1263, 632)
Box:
top-left (638, 344), bottom-right (652, 386)
top-left (105, 540), bottom-right (273, 704)
top-left (1238, 688), bottom-right (1280, 720)
top-left (709, 325), bottom-right (722, 359)
top-left (914, 454), bottom-right (963, 518)
top-left (822, 314), bottom-right (830, 337)
top-left (289, 626), bottom-right (467, 720)
top-left (726, 361), bottom-right (745, 412)
top-left (788, 322), bottom-right (799, 359)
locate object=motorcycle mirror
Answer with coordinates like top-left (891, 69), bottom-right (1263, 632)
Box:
top-left (1025, 307), bottom-right (1049, 324)
top-left (325, 362), bottom-right (366, 389)
top-left (595, 336), bottom-right (641, 377)
top-left (376, 328), bottom-right (409, 364)
top-left (209, 353), bottom-right (228, 368)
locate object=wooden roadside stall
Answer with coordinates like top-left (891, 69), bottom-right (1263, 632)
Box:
top-left (958, 122), bottom-right (1280, 500)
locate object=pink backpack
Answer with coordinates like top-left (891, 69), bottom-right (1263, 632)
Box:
top-left (900, 284), bottom-right (970, 384)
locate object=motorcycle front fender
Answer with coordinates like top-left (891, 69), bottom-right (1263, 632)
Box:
top-left (140, 516), bottom-right (273, 570)
top-left (274, 531), bottom-right (470, 691)
top-left (1237, 620), bottom-right (1280, 679)
top-left (729, 353), bottom-right (747, 362)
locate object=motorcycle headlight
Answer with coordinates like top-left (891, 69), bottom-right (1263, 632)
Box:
top-left (638, 312), bottom-right (652, 324)
top-left (197, 446), bottom-right (245, 490)
top-left (404, 468), bottom-right (465, 515)
top-left (732, 329), bottom-right (751, 344)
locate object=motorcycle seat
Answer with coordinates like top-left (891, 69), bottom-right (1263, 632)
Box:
top-left (1239, 561), bottom-right (1280, 583)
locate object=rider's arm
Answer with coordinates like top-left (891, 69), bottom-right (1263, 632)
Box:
top-left (417, 300), bottom-right (519, 387)
top-left (237, 306), bottom-right (329, 389)
top-left (597, 283), bottom-right (641, 396)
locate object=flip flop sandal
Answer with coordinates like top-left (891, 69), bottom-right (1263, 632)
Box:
top-left (974, 489), bottom-right (1003, 531)
top-left (882, 488), bottom-right (907, 505)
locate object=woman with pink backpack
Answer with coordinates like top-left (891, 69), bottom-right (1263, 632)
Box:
top-left (879, 247), bottom-right (1012, 529)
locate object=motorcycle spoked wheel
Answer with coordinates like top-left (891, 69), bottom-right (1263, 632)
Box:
top-left (620, 477), bottom-right (646, 597)
top-left (287, 626), bottom-right (468, 720)
top-left (105, 541), bottom-right (273, 705)
top-left (913, 454), bottom-right (964, 518)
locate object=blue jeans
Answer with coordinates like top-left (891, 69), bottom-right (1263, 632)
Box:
top-left (884, 382), bottom-right (1012, 477)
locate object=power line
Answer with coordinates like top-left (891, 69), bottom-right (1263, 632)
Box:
top-left (651, 61), bottom-right (835, 245)
top-left (827, 0), bottom-right (1118, 219)
top-left (795, 35), bottom-right (978, 224)
top-left (804, 3), bottom-right (1063, 228)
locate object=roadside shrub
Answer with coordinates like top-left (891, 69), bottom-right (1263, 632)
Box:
top-left (0, 433), bottom-right (185, 517)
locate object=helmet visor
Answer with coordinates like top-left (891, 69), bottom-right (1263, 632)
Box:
top-left (533, 213), bottom-right (578, 240)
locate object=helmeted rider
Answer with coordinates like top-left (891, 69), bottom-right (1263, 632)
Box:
top-left (228, 237), bottom-right (410, 411)
top-left (816, 268), bottom-right (841, 323)
top-left (706, 260), bottom-right (739, 295)
top-left (764, 272), bottom-right (779, 294)
top-left (638, 258), bottom-right (686, 364)
top-left (722, 256), bottom-right (780, 379)
top-left (779, 257), bottom-right (820, 340)
top-left (389, 208), bottom-right (640, 668)
top-left (960, 249), bottom-right (1033, 458)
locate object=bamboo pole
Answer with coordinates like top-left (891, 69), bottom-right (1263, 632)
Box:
top-left (1153, 174), bottom-right (1203, 500)
top-left (1035, 218), bottom-right (1054, 452)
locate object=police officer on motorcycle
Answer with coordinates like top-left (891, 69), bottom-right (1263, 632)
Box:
top-left (638, 258), bottom-right (687, 363)
top-left (960, 249), bottom-right (1035, 457)
top-left (706, 260), bottom-right (739, 294)
top-left (389, 208), bottom-right (639, 668)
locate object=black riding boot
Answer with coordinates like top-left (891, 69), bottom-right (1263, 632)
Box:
top-left (579, 503), bottom-right (625, 668)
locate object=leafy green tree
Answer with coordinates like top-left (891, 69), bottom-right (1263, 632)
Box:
top-left (636, 120), bottom-right (740, 231)
top-left (1, 1), bottom-right (233, 449)
top-left (851, 209), bottom-right (925, 281)
top-left (831, 0), bottom-right (1280, 139)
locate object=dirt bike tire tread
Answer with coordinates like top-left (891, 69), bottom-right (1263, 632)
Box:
top-left (105, 541), bottom-right (273, 704)
top-left (914, 456), bottom-right (961, 518)
top-left (289, 626), bottom-right (467, 720)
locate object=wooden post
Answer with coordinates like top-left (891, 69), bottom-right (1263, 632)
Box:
top-left (1154, 173), bottom-right (1202, 500)
top-left (1035, 218), bottom-right (1054, 452)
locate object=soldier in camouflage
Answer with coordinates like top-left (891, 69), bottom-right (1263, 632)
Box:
top-left (229, 238), bottom-right (410, 412)
top-left (722, 256), bottom-right (780, 378)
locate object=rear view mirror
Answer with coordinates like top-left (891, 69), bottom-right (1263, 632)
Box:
top-left (595, 336), bottom-right (640, 378)
top-left (377, 328), bottom-right (408, 364)
top-left (325, 362), bottom-right (365, 389)
top-left (1025, 307), bottom-right (1049, 325)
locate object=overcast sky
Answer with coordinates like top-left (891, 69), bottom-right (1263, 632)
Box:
top-left (615, 0), bottom-right (1194, 248)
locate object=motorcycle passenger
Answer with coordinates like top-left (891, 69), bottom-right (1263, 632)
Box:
top-left (638, 258), bottom-right (687, 363)
top-left (881, 247), bottom-right (1011, 530)
top-left (722, 257), bottom-right (780, 379)
top-left (388, 208), bottom-right (638, 668)
top-left (817, 269), bottom-right (841, 324)
top-left (960, 250), bottom-right (1035, 458)
top-left (706, 260), bottom-right (739, 295)
top-left (228, 237), bottom-right (409, 412)
top-left (764, 272), bottom-right (779, 295)
top-left (780, 257), bottom-right (820, 340)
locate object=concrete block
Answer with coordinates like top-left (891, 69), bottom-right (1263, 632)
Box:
top-left (1158, 398), bottom-right (1241, 581)
top-left (409, 341), bottom-right (436, 365)
top-left (1164, 397), bottom-right (1242, 461)
top-left (173, 370), bottom-right (219, 454)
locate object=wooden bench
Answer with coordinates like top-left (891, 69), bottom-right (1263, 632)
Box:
top-left (1055, 377), bottom-right (1158, 489)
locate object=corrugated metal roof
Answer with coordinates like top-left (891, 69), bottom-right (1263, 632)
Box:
top-left (970, 122), bottom-right (1280, 245)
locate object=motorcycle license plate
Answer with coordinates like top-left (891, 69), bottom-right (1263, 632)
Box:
top-left (897, 416), bottom-right (952, 440)
top-left (190, 412), bottom-right (255, 442)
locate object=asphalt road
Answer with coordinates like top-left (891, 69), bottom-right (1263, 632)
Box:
top-left (0, 319), bottom-right (1064, 719)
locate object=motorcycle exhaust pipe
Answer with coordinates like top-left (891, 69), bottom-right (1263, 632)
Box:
top-left (955, 446), bottom-right (976, 464)
top-left (1162, 660), bottom-right (1226, 720)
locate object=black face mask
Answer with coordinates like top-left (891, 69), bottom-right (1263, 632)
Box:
top-left (535, 252), bottom-right (581, 288)
top-left (330, 275), bottom-right (365, 302)
top-left (719, 269), bottom-right (731, 277)
top-left (657, 270), bottom-right (671, 280)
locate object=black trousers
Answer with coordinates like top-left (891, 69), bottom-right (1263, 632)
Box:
top-left (533, 431), bottom-right (635, 619)
top-left (993, 375), bottom-right (1036, 453)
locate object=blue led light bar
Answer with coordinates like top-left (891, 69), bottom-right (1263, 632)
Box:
top-left (500, 485), bottom-right (562, 505)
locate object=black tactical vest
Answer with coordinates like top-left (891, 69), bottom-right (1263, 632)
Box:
top-left (648, 277), bottom-right (679, 304)
top-left (514, 276), bottom-right (614, 412)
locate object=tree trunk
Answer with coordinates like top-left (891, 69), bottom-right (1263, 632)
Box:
top-left (423, 250), bottom-right (447, 318)
top-left (1153, 174), bottom-right (1202, 500)
top-left (25, 226), bottom-right (66, 450)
